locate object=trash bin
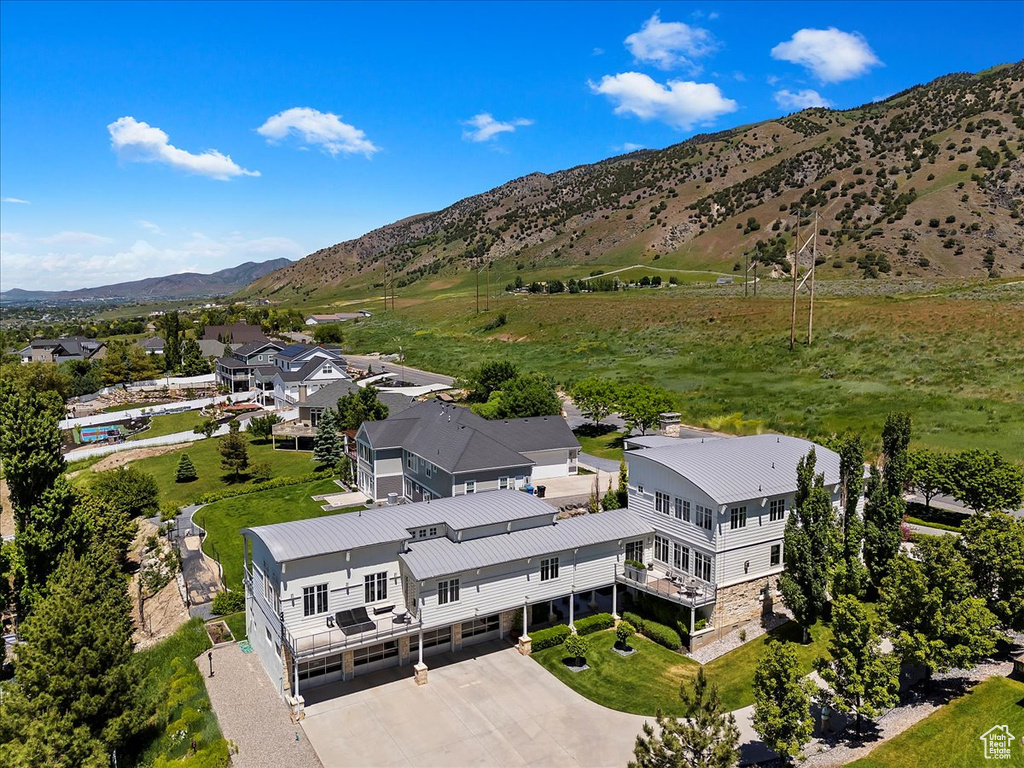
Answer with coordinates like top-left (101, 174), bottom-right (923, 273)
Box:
top-left (535, 485), bottom-right (546, 498)
top-left (524, 484), bottom-right (534, 495)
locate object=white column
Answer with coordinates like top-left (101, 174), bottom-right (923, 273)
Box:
top-left (418, 629), bottom-right (424, 665)
top-left (293, 654), bottom-right (300, 698)
top-left (522, 602), bottom-right (529, 640)
top-left (569, 589), bottom-right (575, 631)
top-left (612, 581), bottom-right (618, 619)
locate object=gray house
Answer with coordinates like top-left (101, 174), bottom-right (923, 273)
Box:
top-left (355, 401), bottom-right (580, 503)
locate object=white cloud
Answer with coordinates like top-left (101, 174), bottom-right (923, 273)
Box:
top-left (771, 28), bottom-right (881, 83)
top-left (625, 13), bottom-right (718, 71)
top-left (108, 117), bottom-right (259, 180)
top-left (0, 231), bottom-right (304, 291)
top-left (1, 197), bottom-right (30, 205)
top-left (620, 142), bottom-right (646, 152)
top-left (38, 231), bottom-right (114, 246)
top-left (138, 220), bottom-right (164, 235)
top-left (593, 47), bottom-right (605, 56)
top-left (774, 89), bottom-right (833, 110)
top-left (589, 72), bottom-right (737, 130)
top-left (766, 74), bottom-right (780, 86)
top-left (256, 107), bottom-right (379, 157)
top-left (461, 113), bottom-right (534, 142)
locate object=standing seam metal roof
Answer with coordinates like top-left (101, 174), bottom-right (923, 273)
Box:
top-left (244, 490), bottom-right (557, 563)
top-left (399, 508), bottom-right (653, 580)
top-left (629, 434), bottom-right (842, 504)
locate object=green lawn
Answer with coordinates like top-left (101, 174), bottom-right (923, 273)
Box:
top-left (573, 426), bottom-right (626, 462)
top-left (222, 611), bottom-right (247, 641)
top-left (849, 676), bottom-right (1024, 768)
top-left (193, 479), bottom-right (358, 591)
top-left (532, 618), bottom-right (833, 715)
top-left (905, 502), bottom-right (968, 532)
top-left (127, 409), bottom-right (207, 441)
top-left (77, 436), bottom-right (321, 508)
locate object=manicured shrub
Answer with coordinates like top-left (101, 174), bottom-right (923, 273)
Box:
top-left (574, 612), bottom-right (615, 636)
top-left (530, 624), bottom-right (571, 651)
top-left (563, 633), bottom-right (588, 663)
top-left (211, 590), bottom-right (245, 615)
top-left (623, 611), bottom-right (645, 633)
top-left (640, 618), bottom-right (683, 650)
top-left (615, 620), bottom-right (636, 648)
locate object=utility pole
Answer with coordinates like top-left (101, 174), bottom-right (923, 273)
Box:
top-left (790, 215), bottom-right (799, 351)
top-left (753, 258), bottom-right (757, 297)
top-left (485, 262), bottom-right (490, 311)
top-left (475, 257), bottom-right (480, 314)
top-left (744, 250), bottom-right (749, 298)
top-left (808, 212), bottom-right (818, 346)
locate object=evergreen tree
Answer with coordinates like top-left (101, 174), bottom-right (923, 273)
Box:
top-left (617, 458), bottom-right (629, 508)
top-left (313, 408), bottom-right (344, 468)
top-left (0, 544), bottom-right (140, 762)
top-left (218, 420), bottom-right (250, 480)
top-left (864, 413), bottom-right (912, 588)
top-left (779, 449), bottom-right (839, 642)
top-left (815, 595), bottom-right (900, 734)
top-left (880, 536), bottom-right (998, 683)
top-left (752, 641), bottom-right (815, 764)
top-left (180, 336), bottom-right (211, 377)
top-left (163, 310), bottom-right (181, 370)
top-left (175, 453), bottom-right (199, 483)
top-left (630, 669), bottom-right (740, 768)
top-left (835, 434), bottom-right (868, 597)
top-left (0, 381), bottom-right (67, 514)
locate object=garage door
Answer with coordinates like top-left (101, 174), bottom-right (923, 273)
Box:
top-left (460, 615), bottom-right (500, 647)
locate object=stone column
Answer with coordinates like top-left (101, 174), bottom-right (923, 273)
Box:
top-left (342, 650), bottom-right (355, 681)
top-left (398, 635), bottom-right (411, 666)
top-left (499, 609), bottom-right (516, 638)
top-left (452, 622), bottom-right (463, 652)
top-left (282, 645), bottom-right (293, 694)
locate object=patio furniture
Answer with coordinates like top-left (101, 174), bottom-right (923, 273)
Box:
top-left (335, 608), bottom-right (376, 636)
top-left (373, 604), bottom-right (395, 616)
top-left (393, 609), bottom-right (411, 624)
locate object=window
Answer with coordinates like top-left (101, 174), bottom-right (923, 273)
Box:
top-left (694, 551), bottom-right (713, 582)
top-left (438, 578), bottom-right (460, 605)
top-left (322, 364), bottom-right (333, 374)
top-left (654, 535), bottom-right (670, 563)
top-left (364, 571), bottom-right (388, 603)
top-left (769, 499), bottom-right (786, 522)
top-left (353, 641), bottom-right (398, 667)
top-left (462, 614), bottom-right (499, 638)
top-left (417, 528), bottom-right (428, 539)
top-left (695, 505), bottom-right (713, 531)
top-left (673, 543), bottom-right (690, 572)
top-left (263, 566), bottom-right (275, 607)
top-left (258, 354), bottom-right (264, 362)
top-left (410, 627), bottom-right (451, 652)
top-left (674, 498), bottom-right (690, 522)
top-left (730, 506), bottom-right (747, 530)
top-left (498, 477), bottom-right (510, 490)
top-left (540, 557), bottom-right (559, 581)
top-left (429, 526), bottom-right (437, 536)
top-left (637, 485), bottom-right (644, 495)
top-left (465, 480), bottom-right (476, 494)
top-left (655, 491), bottom-right (670, 514)
top-left (303, 583), bottom-right (328, 616)
top-left (406, 454), bottom-right (414, 470)
top-left (770, 544), bottom-right (782, 566)
top-left (425, 462), bottom-right (432, 478)
top-left (625, 540), bottom-right (644, 563)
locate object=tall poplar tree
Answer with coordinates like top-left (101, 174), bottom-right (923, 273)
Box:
top-left (864, 413), bottom-right (911, 588)
top-left (834, 434), bottom-right (868, 597)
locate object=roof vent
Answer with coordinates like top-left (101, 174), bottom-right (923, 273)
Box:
top-left (771, 462), bottom-right (775, 469)
top-left (777, 436), bottom-right (780, 443)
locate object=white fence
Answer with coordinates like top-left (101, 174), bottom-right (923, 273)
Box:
top-left (61, 391), bottom-right (256, 430)
top-left (92, 373), bottom-right (216, 395)
top-left (63, 418), bottom-right (252, 461)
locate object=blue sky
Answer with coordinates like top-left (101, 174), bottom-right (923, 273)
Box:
top-left (2, 1), bottom-right (1021, 291)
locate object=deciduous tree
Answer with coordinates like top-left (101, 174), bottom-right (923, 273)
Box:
top-left (752, 641), bottom-right (815, 764)
top-left (617, 383), bottom-right (673, 435)
top-left (570, 376), bottom-right (619, 427)
top-left (493, 373), bottom-right (561, 419)
top-left (864, 413), bottom-right (912, 588)
top-left (835, 434), bottom-right (868, 597)
top-left (630, 668), bottom-right (740, 768)
top-left (336, 385), bottom-right (389, 431)
top-left (960, 511), bottom-right (1024, 631)
top-left (162, 310), bottom-right (181, 370)
top-left (908, 449), bottom-right (954, 514)
top-left (465, 360), bottom-right (519, 402)
top-left (946, 449), bottom-right (1024, 513)
top-left (815, 595), bottom-right (900, 734)
top-left (247, 413), bottom-right (281, 442)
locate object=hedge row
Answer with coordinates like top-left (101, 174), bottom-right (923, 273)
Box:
top-left (574, 612), bottom-right (615, 636)
top-left (623, 611), bottom-right (683, 651)
top-left (531, 624), bottom-right (571, 651)
top-left (197, 470), bottom-right (336, 504)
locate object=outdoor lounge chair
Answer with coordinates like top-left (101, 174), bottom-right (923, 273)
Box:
top-left (335, 609), bottom-right (376, 636)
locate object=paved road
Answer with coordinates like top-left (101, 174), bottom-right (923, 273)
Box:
top-left (562, 399), bottom-right (626, 431)
top-left (345, 354), bottom-right (455, 388)
top-left (907, 492), bottom-right (1023, 520)
top-left (579, 452), bottom-right (621, 473)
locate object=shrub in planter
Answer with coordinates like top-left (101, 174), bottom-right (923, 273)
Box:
top-left (563, 633), bottom-right (589, 665)
top-left (574, 612), bottom-right (615, 636)
top-left (615, 620), bottom-right (636, 649)
top-left (624, 560), bottom-right (647, 570)
top-left (530, 624), bottom-right (571, 651)
top-left (211, 590), bottom-right (245, 615)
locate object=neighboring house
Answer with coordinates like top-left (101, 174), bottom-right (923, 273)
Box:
top-left (18, 337), bottom-right (106, 364)
top-left (138, 337), bottom-right (165, 356)
top-left (255, 343), bottom-right (350, 409)
top-left (356, 401), bottom-right (580, 503)
top-left (242, 491), bottom-right (653, 696)
top-left (214, 340), bottom-right (285, 394)
top-left (304, 311), bottom-right (371, 325)
top-left (624, 434), bottom-right (854, 641)
top-left (196, 339), bottom-right (225, 359)
top-left (202, 322), bottom-right (269, 345)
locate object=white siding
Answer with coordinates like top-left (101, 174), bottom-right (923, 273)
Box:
top-left (522, 448), bottom-right (571, 479)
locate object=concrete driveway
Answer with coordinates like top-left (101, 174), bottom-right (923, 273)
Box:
top-left (300, 641), bottom-right (773, 767)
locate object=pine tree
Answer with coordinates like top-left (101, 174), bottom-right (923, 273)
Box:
top-left (779, 449), bottom-right (839, 642)
top-left (180, 336), bottom-right (211, 376)
top-left (815, 595), bottom-right (900, 734)
top-left (176, 452), bottom-right (199, 482)
top-left (752, 641), bottom-right (815, 764)
top-left (617, 458), bottom-right (629, 508)
top-left (218, 420), bottom-right (250, 480)
top-left (163, 310), bottom-right (181, 370)
top-left (313, 408), bottom-right (344, 468)
top-left (630, 669), bottom-right (740, 768)
top-left (0, 544), bottom-right (140, 761)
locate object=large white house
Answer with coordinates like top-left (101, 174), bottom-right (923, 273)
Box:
top-left (625, 434), bottom-right (852, 636)
top-left (243, 491), bottom-right (653, 699)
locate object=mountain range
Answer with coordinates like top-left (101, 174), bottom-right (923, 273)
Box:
top-left (1, 259), bottom-right (292, 303)
top-left (243, 63), bottom-right (1024, 300)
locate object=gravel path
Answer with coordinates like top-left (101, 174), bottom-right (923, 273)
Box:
top-left (199, 643), bottom-right (322, 768)
top-left (687, 610), bottom-right (793, 664)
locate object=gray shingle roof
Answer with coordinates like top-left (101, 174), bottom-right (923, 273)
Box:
top-left (399, 508), bottom-right (653, 580)
top-left (629, 434), bottom-right (842, 504)
top-left (245, 490), bottom-right (556, 563)
top-left (301, 380), bottom-right (414, 416)
top-left (234, 340), bottom-right (283, 356)
top-left (359, 402), bottom-right (577, 475)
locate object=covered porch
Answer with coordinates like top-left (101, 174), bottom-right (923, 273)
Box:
top-left (614, 562), bottom-right (716, 635)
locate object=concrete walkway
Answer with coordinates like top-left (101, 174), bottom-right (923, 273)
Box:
top-left (299, 641), bottom-right (775, 767)
top-left (200, 643), bottom-right (322, 768)
top-left (578, 453), bottom-right (621, 474)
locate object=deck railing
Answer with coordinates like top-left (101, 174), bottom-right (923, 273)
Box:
top-left (615, 563), bottom-right (716, 608)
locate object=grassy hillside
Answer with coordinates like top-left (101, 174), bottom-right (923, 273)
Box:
top-left (335, 279), bottom-right (1024, 460)
top-left (241, 63), bottom-right (1024, 306)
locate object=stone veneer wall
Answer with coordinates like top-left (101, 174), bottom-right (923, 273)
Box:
top-left (712, 575), bottom-right (779, 633)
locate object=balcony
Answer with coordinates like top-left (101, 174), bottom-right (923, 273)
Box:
top-left (286, 607), bottom-right (422, 660)
top-left (615, 563), bottom-right (716, 608)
